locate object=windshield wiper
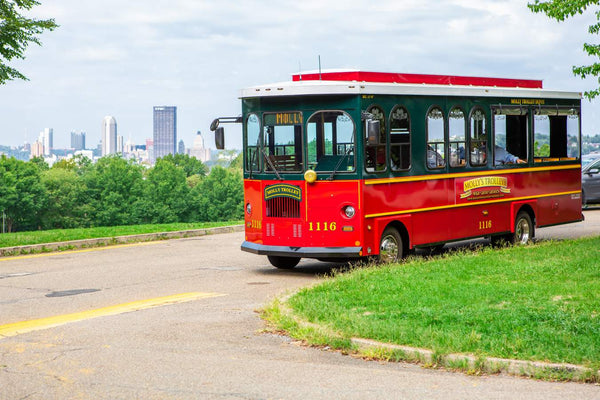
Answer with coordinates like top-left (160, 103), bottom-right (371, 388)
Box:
top-left (262, 148), bottom-right (283, 180)
top-left (327, 147), bottom-right (354, 181)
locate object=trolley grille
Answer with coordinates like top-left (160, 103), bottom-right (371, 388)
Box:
top-left (266, 197), bottom-right (301, 218)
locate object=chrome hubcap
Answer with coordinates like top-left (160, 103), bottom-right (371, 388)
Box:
top-left (380, 235), bottom-right (399, 263)
top-left (516, 218), bottom-right (530, 244)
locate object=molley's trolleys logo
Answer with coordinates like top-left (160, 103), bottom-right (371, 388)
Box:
top-left (264, 183), bottom-right (302, 201)
top-left (460, 176), bottom-right (511, 200)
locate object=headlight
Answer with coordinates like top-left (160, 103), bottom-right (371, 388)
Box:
top-left (343, 205), bottom-right (356, 218)
top-left (246, 203), bottom-right (252, 215)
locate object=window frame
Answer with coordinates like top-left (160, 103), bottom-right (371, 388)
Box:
top-left (468, 106), bottom-right (488, 167)
top-left (426, 105), bottom-right (447, 170)
top-left (388, 105), bottom-right (411, 172)
top-left (262, 111), bottom-right (304, 173)
top-left (364, 104), bottom-right (388, 173)
top-left (448, 105), bottom-right (467, 168)
top-left (306, 109), bottom-right (356, 173)
top-left (244, 112), bottom-right (262, 173)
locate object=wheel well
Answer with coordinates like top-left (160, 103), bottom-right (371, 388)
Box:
top-left (516, 204), bottom-right (536, 230)
top-left (384, 221), bottom-right (410, 250)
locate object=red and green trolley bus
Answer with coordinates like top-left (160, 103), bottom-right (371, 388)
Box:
top-left (211, 70), bottom-right (583, 269)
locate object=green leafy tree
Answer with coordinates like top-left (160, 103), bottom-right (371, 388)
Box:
top-left (84, 155), bottom-right (144, 226)
top-left (157, 153), bottom-right (208, 177)
top-left (135, 158), bottom-right (191, 223)
top-left (194, 166), bottom-right (243, 222)
top-left (0, 0), bottom-right (58, 84)
top-left (40, 167), bottom-right (89, 229)
top-left (528, 0), bottom-right (600, 99)
top-left (0, 156), bottom-right (46, 231)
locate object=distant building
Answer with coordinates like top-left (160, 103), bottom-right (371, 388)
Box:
top-left (71, 131), bottom-right (86, 150)
top-left (39, 128), bottom-right (53, 156)
top-left (178, 139), bottom-right (185, 154)
top-left (153, 106), bottom-right (177, 161)
top-left (190, 131), bottom-right (211, 163)
top-left (102, 116), bottom-right (117, 156)
top-left (117, 135), bottom-right (124, 154)
top-left (30, 140), bottom-right (44, 158)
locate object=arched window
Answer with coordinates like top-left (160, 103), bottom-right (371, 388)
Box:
top-left (426, 107), bottom-right (445, 169)
top-left (448, 107), bottom-right (466, 167)
top-left (469, 107), bottom-right (487, 166)
top-left (365, 105), bottom-right (387, 172)
top-left (389, 106), bottom-right (410, 171)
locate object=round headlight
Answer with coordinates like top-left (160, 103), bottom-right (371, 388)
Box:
top-left (246, 203), bottom-right (252, 215)
top-left (344, 205), bottom-right (356, 219)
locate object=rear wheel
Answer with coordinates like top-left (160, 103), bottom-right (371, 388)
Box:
top-left (512, 211), bottom-right (534, 245)
top-left (378, 226), bottom-right (404, 264)
top-left (267, 255), bottom-right (300, 269)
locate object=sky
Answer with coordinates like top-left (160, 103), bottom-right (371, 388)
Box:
top-left (1, 0), bottom-right (599, 151)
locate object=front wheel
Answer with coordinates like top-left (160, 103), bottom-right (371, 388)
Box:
top-left (378, 226), bottom-right (405, 264)
top-left (267, 255), bottom-right (300, 269)
top-left (512, 211), bottom-right (534, 245)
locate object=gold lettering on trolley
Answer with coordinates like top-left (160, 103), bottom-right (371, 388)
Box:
top-left (461, 177), bottom-right (511, 200)
top-left (510, 99), bottom-right (545, 105)
top-left (275, 112), bottom-right (303, 125)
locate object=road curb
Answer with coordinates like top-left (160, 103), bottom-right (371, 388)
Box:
top-left (350, 337), bottom-right (599, 382)
top-left (0, 225), bottom-right (245, 257)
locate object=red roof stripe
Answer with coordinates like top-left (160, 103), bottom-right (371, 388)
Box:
top-left (291, 71), bottom-right (542, 89)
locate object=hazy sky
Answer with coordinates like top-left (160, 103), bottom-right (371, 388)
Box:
top-left (1, 0), bottom-right (598, 150)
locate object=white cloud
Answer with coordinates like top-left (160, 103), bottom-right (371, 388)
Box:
top-left (1, 0), bottom-right (599, 150)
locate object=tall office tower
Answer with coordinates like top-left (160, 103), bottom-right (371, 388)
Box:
top-left (117, 135), bottom-right (124, 154)
top-left (178, 139), bottom-right (185, 154)
top-left (30, 140), bottom-right (44, 158)
top-left (70, 131), bottom-right (86, 150)
top-left (102, 116), bottom-right (117, 156)
top-left (39, 128), bottom-right (53, 156)
top-left (153, 106), bottom-right (177, 161)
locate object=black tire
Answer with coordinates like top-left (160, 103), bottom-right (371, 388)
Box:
top-left (378, 226), bottom-right (404, 264)
top-left (512, 211), bottom-right (534, 245)
top-left (267, 255), bottom-right (300, 269)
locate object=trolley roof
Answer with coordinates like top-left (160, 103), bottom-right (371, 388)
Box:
top-left (240, 70), bottom-right (581, 100)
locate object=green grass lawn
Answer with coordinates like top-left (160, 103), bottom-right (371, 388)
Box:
top-left (267, 237), bottom-right (600, 370)
top-left (0, 221), bottom-right (243, 248)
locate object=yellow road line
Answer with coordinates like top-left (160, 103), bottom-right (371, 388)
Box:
top-left (0, 241), bottom-right (158, 262)
top-left (0, 292), bottom-right (226, 339)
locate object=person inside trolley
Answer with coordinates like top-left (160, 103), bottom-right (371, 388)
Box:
top-left (495, 145), bottom-right (526, 165)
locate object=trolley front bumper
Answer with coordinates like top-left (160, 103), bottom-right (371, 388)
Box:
top-left (241, 241), bottom-right (362, 258)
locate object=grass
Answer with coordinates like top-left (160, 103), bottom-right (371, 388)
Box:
top-left (0, 221), bottom-right (243, 248)
top-left (267, 237), bottom-right (600, 372)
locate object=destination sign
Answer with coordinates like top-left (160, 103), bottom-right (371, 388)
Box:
top-left (510, 99), bottom-right (545, 105)
top-left (264, 112), bottom-right (303, 126)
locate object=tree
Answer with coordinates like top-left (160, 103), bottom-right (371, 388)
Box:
top-left (157, 153), bottom-right (208, 177)
top-left (0, 0), bottom-right (58, 85)
top-left (40, 167), bottom-right (88, 229)
top-left (528, 0), bottom-right (600, 99)
top-left (0, 156), bottom-right (46, 231)
top-left (194, 166), bottom-right (244, 222)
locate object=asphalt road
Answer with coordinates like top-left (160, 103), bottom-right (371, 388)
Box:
top-left (1, 211), bottom-right (599, 400)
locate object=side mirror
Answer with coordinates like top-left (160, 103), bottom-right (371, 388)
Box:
top-left (366, 119), bottom-right (380, 146)
top-left (215, 127), bottom-right (225, 150)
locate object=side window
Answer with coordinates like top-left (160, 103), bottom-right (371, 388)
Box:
top-left (389, 106), bottom-right (411, 171)
top-left (534, 107), bottom-right (580, 162)
top-left (307, 110), bottom-right (355, 172)
top-left (365, 105), bottom-right (387, 172)
top-left (448, 107), bottom-right (466, 167)
top-left (469, 108), bottom-right (487, 166)
top-left (426, 106), bottom-right (445, 169)
top-left (245, 113), bottom-right (260, 172)
top-left (493, 106), bottom-right (528, 166)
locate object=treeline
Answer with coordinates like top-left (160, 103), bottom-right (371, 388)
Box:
top-left (0, 153), bottom-right (244, 232)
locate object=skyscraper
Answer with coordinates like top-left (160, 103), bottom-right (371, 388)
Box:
top-left (71, 131), bottom-right (86, 150)
top-left (39, 128), bottom-right (53, 156)
top-left (102, 116), bottom-right (117, 156)
top-left (153, 106), bottom-right (177, 161)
